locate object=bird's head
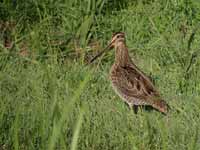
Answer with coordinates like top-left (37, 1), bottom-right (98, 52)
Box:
top-left (88, 32), bottom-right (126, 64)
top-left (108, 32), bottom-right (126, 49)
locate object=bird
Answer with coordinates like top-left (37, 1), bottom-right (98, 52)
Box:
top-left (89, 32), bottom-right (169, 114)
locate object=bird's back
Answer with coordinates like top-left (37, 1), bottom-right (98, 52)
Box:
top-left (110, 61), bottom-right (168, 114)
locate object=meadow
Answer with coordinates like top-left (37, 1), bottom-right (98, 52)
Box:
top-left (0, 0), bottom-right (200, 150)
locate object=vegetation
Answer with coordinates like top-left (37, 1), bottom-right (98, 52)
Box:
top-left (0, 0), bottom-right (200, 149)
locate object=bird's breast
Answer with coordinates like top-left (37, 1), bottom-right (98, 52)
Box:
top-left (109, 64), bottom-right (119, 81)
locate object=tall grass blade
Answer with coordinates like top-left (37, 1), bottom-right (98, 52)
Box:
top-left (48, 72), bottom-right (91, 150)
top-left (70, 110), bottom-right (84, 150)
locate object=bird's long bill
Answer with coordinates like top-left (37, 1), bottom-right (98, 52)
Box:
top-left (88, 42), bottom-right (112, 64)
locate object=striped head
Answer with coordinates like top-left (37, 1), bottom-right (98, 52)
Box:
top-left (88, 32), bottom-right (126, 64)
top-left (109, 32), bottom-right (126, 49)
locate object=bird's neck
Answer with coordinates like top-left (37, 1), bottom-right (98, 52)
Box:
top-left (114, 41), bottom-right (131, 66)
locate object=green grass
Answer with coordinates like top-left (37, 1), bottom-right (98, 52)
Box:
top-left (0, 0), bottom-right (200, 150)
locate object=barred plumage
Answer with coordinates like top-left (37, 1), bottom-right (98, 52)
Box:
top-left (90, 32), bottom-right (169, 114)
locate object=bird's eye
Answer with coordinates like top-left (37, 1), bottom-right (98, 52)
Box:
top-left (117, 35), bottom-right (120, 38)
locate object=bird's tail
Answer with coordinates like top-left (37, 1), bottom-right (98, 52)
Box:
top-left (151, 99), bottom-right (170, 115)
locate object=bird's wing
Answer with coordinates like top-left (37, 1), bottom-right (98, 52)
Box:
top-left (112, 65), bottom-right (161, 104)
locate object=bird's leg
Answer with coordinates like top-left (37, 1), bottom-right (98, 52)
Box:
top-left (133, 105), bottom-right (138, 114)
top-left (128, 103), bottom-right (138, 114)
top-left (138, 106), bottom-right (144, 113)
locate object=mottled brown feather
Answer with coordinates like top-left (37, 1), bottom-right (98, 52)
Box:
top-left (109, 33), bottom-right (168, 114)
top-left (89, 32), bottom-right (169, 114)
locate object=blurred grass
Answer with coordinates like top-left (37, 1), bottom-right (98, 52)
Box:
top-left (0, 0), bottom-right (200, 150)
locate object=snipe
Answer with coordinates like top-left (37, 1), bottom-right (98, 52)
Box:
top-left (89, 32), bottom-right (169, 114)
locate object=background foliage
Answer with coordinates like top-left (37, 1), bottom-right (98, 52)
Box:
top-left (0, 0), bottom-right (200, 150)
